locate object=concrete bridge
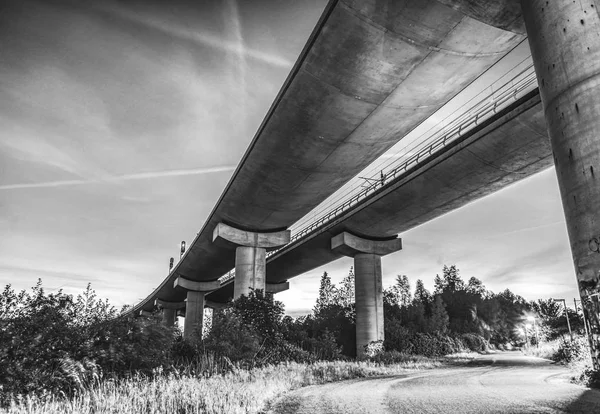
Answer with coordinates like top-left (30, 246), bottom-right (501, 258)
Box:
top-left (130, 0), bottom-right (600, 365)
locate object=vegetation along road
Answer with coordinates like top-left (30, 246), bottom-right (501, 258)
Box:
top-left (268, 352), bottom-right (600, 414)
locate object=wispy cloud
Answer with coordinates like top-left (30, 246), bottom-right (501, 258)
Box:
top-left (225, 0), bottom-right (248, 126)
top-left (481, 220), bottom-right (566, 240)
top-left (0, 120), bottom-right (108, 180)
top-left (91, 2), bottom-right (292, 68)
top-left (0, 165), bottom-right (236, 191)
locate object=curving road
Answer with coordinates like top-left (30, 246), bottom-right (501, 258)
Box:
top-left (268, 352), bottom-right (600, 414)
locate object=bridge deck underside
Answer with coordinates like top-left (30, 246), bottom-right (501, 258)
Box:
top-left (204, 91), bottom-right (551, 304)
top-left (133, 0), bottom-right (528, 312)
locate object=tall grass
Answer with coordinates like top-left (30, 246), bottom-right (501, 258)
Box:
top-left (521, 338), bottom-right (561, 360)
top-left (3, 357), bottom-right (440, 414)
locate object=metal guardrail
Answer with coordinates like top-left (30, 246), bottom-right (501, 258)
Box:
top-left (219, 63), bottom-right (538, 284)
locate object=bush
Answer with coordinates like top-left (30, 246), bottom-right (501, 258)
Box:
top-left (384, 318), bottom-right (415, 354)
top-left (459, 333), bottom-right (489, 352)
top-left (201, 309), bottom-right (261, 365)
top-left (552, 337), bottom-right (590, 365)
top-left (577, 368), bottom-right (600, 389)
top-left (0, 282), bottom-right (173, 406)
top-left (363, 340), bottom-right (385, 359)
top-left (369, 350), bottom-right (430, 365)
top-left (384, 329), bottom-right (489, 358)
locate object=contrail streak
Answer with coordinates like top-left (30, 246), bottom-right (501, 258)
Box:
top-left (0, 166), bottom-right (236, 191)
top-left (226, 0), bottom-right (247, 126)
top-left (91, 2), bottom-right (292, 68)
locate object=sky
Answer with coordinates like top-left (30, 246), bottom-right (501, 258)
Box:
top-left (0, 0), bottom-right (579, 316)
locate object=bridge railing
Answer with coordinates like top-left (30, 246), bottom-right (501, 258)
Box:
top-left (219, 60), bottom-right (538, 283)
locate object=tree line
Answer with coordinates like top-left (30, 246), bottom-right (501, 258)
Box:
top-left (0, 265), bottom-right (584, 404)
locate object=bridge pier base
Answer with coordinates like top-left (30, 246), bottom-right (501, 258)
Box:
top-left (213, 223), bottom-right (290, 299)
top-left (174, 277), bottom-right (220, 340)
top-left (331, 232), bottom-right (402, 357)
top-left (523, 0), bottom-right (600, 369)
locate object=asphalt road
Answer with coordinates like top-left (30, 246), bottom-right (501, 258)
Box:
top-left (268, 352), bottom-right (600, 414)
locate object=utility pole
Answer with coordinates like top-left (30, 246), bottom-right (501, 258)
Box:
top-left (553, 298), bottom-right (573, 341)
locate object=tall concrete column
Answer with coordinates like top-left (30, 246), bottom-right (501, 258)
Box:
top-left (354, 253), bottom-right (384, 353)
top-left (213, 222), bottom-right (290, 299)
top-left (162, 308), bottom-right (176, 327)
top-left (184, 291), bottom-right (205, 339)
top-left (235, 246), bottom-right (267, 297)
top-left (155, 299), bottom-right (185, 328)
top-left (522, 0), bottom-right (600, 369)
top-left (174, 277), bottom-right (220, 340)
top-left (331, 232), bottom-right (402, 357)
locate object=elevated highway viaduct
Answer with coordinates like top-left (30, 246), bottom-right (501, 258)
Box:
top-left (131, 0), bottom-right (600, 364)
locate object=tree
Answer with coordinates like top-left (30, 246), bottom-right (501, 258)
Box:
top-left (531, 298), bottom-right (562, 320)
top-left (202, 309), bottom-right (260, 363)
top-left (335, 267), bottom-right (355, 308)
top-left (428, 296), bottom-right (450, 334)
top-left (434, 274), bottom-right (445, 295)
top-left (314, 272), bottom-right (337, 314)
top-left (413, 279), bottom-right (431, 306)
top-left (441, 265), bottom-right (465, 292)
top-left (407, 301), bottom-right (427, 332)
top-left (233, 289), bottom-right (285, 347)
top-left (393, 275), bottom-right (411, 307)
top-left (466, 277), bottom-right (487, 297)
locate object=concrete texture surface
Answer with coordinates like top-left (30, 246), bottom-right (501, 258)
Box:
top-left (234, 246), bottom-right (268, 299)
top-left (265, 90), bottom-right (551, 284)
top-left (354, 253), bottom-right (385, 355)
top-left (213, 222), bottom-right (290, 250)
top-left (331, 232), bottom-right (401, 353)
top-left (155, 299), bottom-right (186, 310)
top-left (132, 1), bottom-right (536, 314)
top-left (183, 291), bottom-right (205, 340)
top-left (523, 0), bottom-right (600, 369)
top-left (266, 282), bottom-right (290, 294)
top-left (137, 89), bottom-right (551, 310)
top-left (331, 232), bottom-right (402, 257)
top-left (161, 308), bottom-right (176, 327)
top-left (173, 277), bottom-right (220, 292)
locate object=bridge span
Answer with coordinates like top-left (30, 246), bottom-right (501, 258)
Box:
top-left (130, 0), bottom-right (600, 364)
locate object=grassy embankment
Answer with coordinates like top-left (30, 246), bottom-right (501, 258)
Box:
top-left (2, 356), bottom-right (442, 414)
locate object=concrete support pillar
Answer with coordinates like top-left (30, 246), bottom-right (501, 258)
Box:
top-left (331, 232), bottom-right (402, 357)
top-left (522, 0), bottom-right (600, 369)
top-left (162, 308), bottom-right (177, 327)
top-left (213, 222), bottom-right (290, 299)
top-left (155, 299), bottom-right (185, 328)
top-left (354, 253), bottom-right (384, 354)
top-left (235, 246), bottom-right (267, 298)
top-left (184, 291), bottom-right (205, 340)
top-left (173, 277), bottom-right (220, 340)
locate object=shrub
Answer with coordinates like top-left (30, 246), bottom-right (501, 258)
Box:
top-left (459, 333), bottom-right (489, 352)
top-left (363, 340), bottom-right (385, 359)
top-left (552, 337), bottom-right (590, 365)
top-left (577, 368), bottom-right (600, 389)
top-left (384, 318), bottom-right (415, 354)
top-left (0, 282), bottom-right (173, 405)
top-left (369, 350), bottom-right (429, 365)
top-left (201, 309), bottom-right (261, 366)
